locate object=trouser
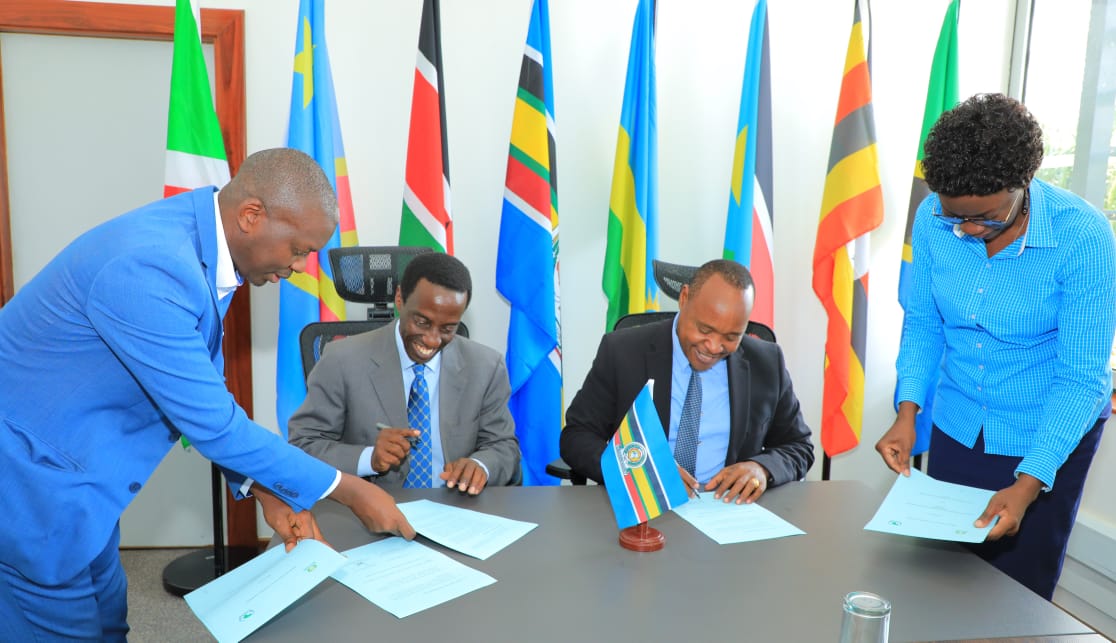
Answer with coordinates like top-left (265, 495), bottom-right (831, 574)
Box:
top-left (927, 417), bottom-right (1105, 600)
top-left (0, 523), bottom-right (128, 641)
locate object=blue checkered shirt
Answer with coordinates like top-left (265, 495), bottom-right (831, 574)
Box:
top-left (896, 179), bottom-right (1116, 488)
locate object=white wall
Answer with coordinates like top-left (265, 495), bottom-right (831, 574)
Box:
top-left (54, 0), bottom-right (1112, 544)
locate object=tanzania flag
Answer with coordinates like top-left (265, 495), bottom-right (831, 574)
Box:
top-left (400, 0), bottom-right (452, 254)
top-left (602, 0), bottom-right (658, 331)
top-left (601, 381), bottom-right (689, 530)
top-left (811, 0), bottom-right (883, 458)
top-left (496, 0), bottom-right (563, 486)
top-left (898, 0), bottom-right (958, 456)
top-left (164, 0), bottom-right (229, 197)
top-left (723, 0), bottom-right (775, 328)
top-left (276, 0), bottom-right (358, 436)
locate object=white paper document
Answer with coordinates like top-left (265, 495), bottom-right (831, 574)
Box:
top-left (184, 539), bottom-right (347, 643)
top-left (332, 538), bottom-right (496, 618)
top-left (864, 468), bottom-right (998, 543)
top-left (397, 499), bottom-right (538, 559)
top-left (672, 492), bottom-right (805, 544)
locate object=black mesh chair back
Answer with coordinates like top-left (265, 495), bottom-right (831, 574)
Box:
top-left (652, 259), bottom-right (696, 301)
top-left (329, 246), bottom-right (434, 320)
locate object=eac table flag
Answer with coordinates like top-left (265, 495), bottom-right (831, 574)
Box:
top-left (601, 381), bottom-right (689, 530)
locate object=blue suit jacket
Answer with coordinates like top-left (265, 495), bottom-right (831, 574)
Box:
top-left (0, 188), bottom-right (336, 584)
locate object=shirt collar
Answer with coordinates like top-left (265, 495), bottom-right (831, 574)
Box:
top-left (214, 190), bottom-right (241, 299)
top-left (392, 319), bottom-right (442, 376)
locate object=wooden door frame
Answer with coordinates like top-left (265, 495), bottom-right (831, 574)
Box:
top-left (0, 0), bottom-right (257, 547)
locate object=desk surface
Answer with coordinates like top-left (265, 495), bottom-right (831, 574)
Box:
top-left (249, 481), bottom-right (1092, 642)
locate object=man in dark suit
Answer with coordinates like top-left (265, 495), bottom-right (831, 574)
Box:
top-left (289, 252), bottom-right (521, 494)
top-left (560, 259), bottom-right (814, 503)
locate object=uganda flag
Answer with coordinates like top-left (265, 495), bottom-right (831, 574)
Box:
top-left (811, 0), bottom-right (883, 458)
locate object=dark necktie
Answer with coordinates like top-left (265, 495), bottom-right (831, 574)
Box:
top-left (674, 369), bottom-right (702, 476)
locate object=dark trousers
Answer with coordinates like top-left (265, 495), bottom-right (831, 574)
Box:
top-left (927, 418), bottom-right (1105, 600)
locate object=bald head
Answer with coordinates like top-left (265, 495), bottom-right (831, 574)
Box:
top-left (218, 148), bottom-right (339, 286)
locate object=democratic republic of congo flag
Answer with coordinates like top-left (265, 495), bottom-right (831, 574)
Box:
top-left (164, 0), bottom-right (229, 197)
top-left (276, 0), bottom-right (358, 436)
top-left (602, 0), bottom-right (658, 332)
top-left (496, 0), bottom-right (563, 486)
top-left (601, 381), bottom-right (689, 530)
top-left (400, 0), bottom-right (453, 254)
top-left (811, 0), bottom-right (883, 458)
top-left (897, 0), bottom-right (958, 457)
top-left (723, 0), bottom-right (775, 329)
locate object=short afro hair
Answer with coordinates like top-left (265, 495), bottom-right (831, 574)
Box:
top-left (399, 252), bottom-right (472, 306)
top-left (689, 259), bottom-right (754, 295)
top-left (922, 93), bottom-right (1044, 197)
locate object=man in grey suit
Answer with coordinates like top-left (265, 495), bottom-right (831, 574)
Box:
top-left (289, 252), bottom-right (521, 494)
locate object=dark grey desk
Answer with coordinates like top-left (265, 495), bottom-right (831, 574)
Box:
top-left (249, 482), bottom-right (1094, 642)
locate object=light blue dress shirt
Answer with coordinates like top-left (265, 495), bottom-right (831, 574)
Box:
top-left (356, 321), bottom-right (488, 483)
top-left (896, 179), bottom-right (1116, 488)
top-left (666, 314), bottom-right (731, 484)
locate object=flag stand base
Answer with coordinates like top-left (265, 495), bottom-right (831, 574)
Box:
top-left (619, 522), bottom-right (664, 552)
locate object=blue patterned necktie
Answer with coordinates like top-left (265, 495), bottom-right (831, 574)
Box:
top-left (674, 369), bottom-right (702, 476)
top-left (404, 363), bottom-right (433, 488)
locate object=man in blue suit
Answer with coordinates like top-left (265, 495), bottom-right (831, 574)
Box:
top-left (0, 148), bottom-right (415, 640)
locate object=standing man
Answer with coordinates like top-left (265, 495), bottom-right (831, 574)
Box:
top-left (560, 259), bottom-right (814, 503)
top-left (0, 148), bottom-right (414, 640)
top-left (877, 94), bottom-right (1116, 599)
top-left (290, 252), bottom-right (521, 494)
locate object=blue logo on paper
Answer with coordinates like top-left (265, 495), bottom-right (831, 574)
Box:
top-left (239, 610), bottom-right (254, 622)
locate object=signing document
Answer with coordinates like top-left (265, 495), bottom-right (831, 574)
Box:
top-left (865, 468), bottom-right (999, 543)
top-left (185, 539), bottom-right (347, 643)
top-left (672, 492), bottom-right (805, 544)
top-left (331, 538), bottom-right (496, 618)
top-left (397, 499), bottom-right (538, 559)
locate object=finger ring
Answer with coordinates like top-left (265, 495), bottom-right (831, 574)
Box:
top-left (751, 478), bottom-right (760, 488)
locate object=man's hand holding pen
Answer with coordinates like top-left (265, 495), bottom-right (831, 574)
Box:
top-left (371, 422), bottom-right (422, 473)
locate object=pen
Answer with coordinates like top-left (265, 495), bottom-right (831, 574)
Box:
top-left (375, 422), bottom-right (420, 447)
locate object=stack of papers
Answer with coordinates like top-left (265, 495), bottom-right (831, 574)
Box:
top-left (864, 468), bottom-right (998, 542)
top-left (185, 501), bottom-right (539, 639)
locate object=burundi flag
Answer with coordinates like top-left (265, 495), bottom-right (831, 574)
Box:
top-left (400, 0), bottom-right (453, 254)
top-left (897, 0), bottom-right (958, 457)
top-left (601, 381), bottom-right (689, 530)
top-left (164, 0), bottom-right (229, 197)
top-left (496, 0), bottom-right (563, 487)
top-left (276, 0), bottom-right (358, 436)
top-left (602, 0), bottom-right (658, 332)
top-left (811, 0), bottom-right (883, 458)
top-left (723, 0), bottom-right (775, 329)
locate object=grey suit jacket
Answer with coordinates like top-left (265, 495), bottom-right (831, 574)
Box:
top-left (288, 323), bottom-right (521, 487)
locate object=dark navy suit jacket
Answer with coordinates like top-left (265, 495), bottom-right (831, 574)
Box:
top-left (560, 319), bottom-right (815, 485)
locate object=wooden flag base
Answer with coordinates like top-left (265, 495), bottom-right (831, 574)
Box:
top-left (619, 522), bottom-right (664, 552)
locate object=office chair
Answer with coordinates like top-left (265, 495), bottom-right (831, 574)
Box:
top-left (545, 260), bottom-right (774, 484)
top-left (299, 246), bottom-right (469, 379)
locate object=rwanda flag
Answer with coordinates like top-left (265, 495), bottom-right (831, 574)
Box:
top-left (601, 0), bottom-right (658, 332)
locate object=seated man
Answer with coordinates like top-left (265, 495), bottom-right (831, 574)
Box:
top-left (289, 252), bottom-right (521, 494)
top-left (560, 259), bottom-right (814, 502)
